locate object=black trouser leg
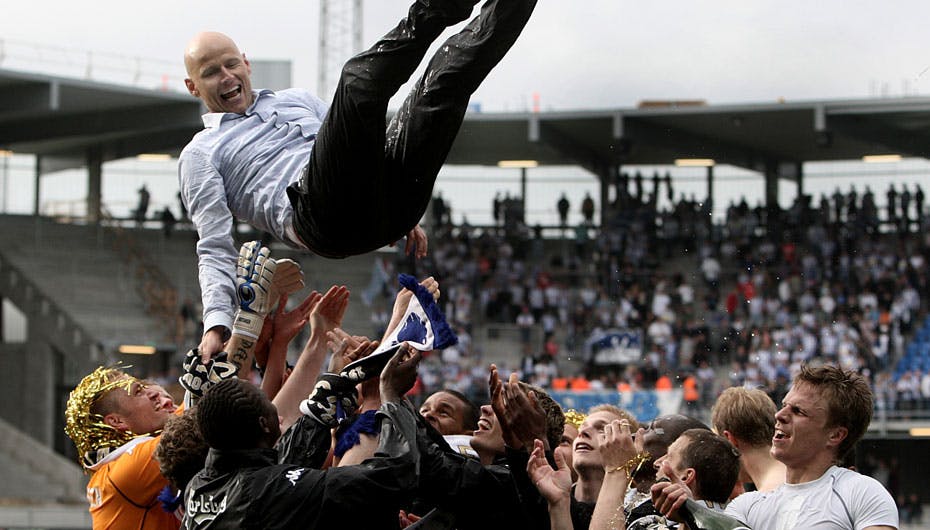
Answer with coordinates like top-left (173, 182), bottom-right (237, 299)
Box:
top-left (293, 1), bottom-right (478, 257)
top-left (384, 0), bottom-right (538, 236)
top-left (291, 0), bottom-right (536, 257)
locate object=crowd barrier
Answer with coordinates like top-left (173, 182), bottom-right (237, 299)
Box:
top-left (549, 389), bottom-right (683, 422)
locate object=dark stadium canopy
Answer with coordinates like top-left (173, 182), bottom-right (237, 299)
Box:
top-left (0, 68), bottom-right (203, 174)
top-left (4, 66), bottom-right (930, 181)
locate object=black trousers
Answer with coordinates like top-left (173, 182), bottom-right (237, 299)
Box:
top-left (287, 0), bottom-right (537, 258)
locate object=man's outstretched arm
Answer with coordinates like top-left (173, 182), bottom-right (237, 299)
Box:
top-left (179, 148), bottom-right (238, 358)
top-left (180, 242), bottom-right (280, 407)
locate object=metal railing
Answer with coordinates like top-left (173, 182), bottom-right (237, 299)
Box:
top-left (0, 37), bottom-right (185, 92)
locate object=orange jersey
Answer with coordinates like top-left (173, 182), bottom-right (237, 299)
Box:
top-left (85, 409), bottom-right (182, 530)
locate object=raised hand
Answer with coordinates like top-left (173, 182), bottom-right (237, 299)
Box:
top-left (527, 439), bottom-right (572, 505)
top-left (272, 292), bottom-right (316, 348)
top-left (651, 461), bottom-right (693, 521)
top-left (310, 285), bottom-right (350, 337)
top-left (269, 259), bottom-right (304, 301)
top-left (398, 224), bottom-right (428, 259)
top-left (251, 296), bottom-right (284, 371)
top-left (588, 421), bottom-right (644, 530)
top-left (385, 276), bottom-right (439, 341)
top-left (600, 420), bottom-right (643, 474)
top-left (379, 343), bottom-right (422, 403)
top-left (179, 348), bottom-right (238, 399)
top-left (300, 373), bottom-right (358, 428)
top-left (257, 292), bottom-right (318, 397)
top-left (327, 331), bottom-right (379, 375)
top-left (236, 241), bottom-right (276, 316)
top-left (489, 365), bottom-right (548, 450)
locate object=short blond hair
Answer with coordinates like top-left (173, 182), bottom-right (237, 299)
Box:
top-left (587, 404), bottom-right (640, 430)
top-left (711, 387), bottom-right (776, 448)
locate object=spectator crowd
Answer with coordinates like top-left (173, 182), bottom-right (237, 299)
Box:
top-left (368, 180), bottom-right (930, 424)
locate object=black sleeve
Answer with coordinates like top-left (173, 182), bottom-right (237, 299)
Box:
top-left (504, 445), bottom-right (551, 530)
top-left (257, 400), bottom-right (422, 529)
top-left (413, 414), bottom-right (532, 529)
top-left (274, 414), bottom-right (333, 469)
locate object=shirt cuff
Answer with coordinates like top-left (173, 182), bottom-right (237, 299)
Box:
top-left (203, 311), bottom-right (233, 341)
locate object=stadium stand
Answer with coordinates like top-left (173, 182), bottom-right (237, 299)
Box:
top-left (399, 183), bottom-right (930, 428)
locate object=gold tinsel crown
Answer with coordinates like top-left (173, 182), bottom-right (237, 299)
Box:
top-left (63, 366), bottom-right (138, 463)
top-left (563, 409), bottom-right (586, 429)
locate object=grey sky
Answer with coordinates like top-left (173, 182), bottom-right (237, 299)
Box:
top-left (3, 1), bottom-right (930, 111)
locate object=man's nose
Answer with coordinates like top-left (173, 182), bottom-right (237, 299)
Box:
top-left (219, 66), bottom-right (236, 81)
top-left (774, 406), bottom-right (787, 422)
top-left (653, 455), bottom-right (666, 470)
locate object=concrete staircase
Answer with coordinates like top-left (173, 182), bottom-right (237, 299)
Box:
top-left (127, 224), bottom-right (391, 342)
top-left (0, 215), bottom-right (161, 350)
top-left (0, 415), bottom-right (85, 504)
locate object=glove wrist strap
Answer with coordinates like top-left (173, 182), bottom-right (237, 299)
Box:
top-left (233, 310), bottom-right (265, 339)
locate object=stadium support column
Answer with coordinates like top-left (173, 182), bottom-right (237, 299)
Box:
top-left (87, 147), bottom-right (102, 224)
top-left (599, 166), bottom-right (612, 229)
top-left (795, 161), bottom-right (804, 198)
top-left (599, 165), bottom-right (613, 294)
top-left (764, 160), bottom-right (780, 236)
top-left (33, 156), bottom-right (40, 216)
top-left (1, 153), bottom-right (8, 213)
top-left (23, 324), bottom-right (55, 444)
top-left (706, 164), bottom-right (714, 233)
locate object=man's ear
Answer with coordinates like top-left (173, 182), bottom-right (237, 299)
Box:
top-left (258, 414), bottom-right (274, 434)
top-left (722, 430), bottom-right (740, 450)
top-left (103, 412), bottom-right (127, 431)
top-left (827, 426), bottom-right (848, 449)
top-left (243, 53), bottom-right (251, 75)
top-left (682, 467), bottom-right (696, 487)
top-left (185, 78), bottom-right (199, 98)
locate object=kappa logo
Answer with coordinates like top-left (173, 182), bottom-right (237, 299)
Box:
top-left (186, 492), bottom-right (227, 525)
top-left (285, 468), bottom-right (305, 486)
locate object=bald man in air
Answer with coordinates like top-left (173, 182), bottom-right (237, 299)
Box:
top-left (180, 0), bottom-right (537, 358)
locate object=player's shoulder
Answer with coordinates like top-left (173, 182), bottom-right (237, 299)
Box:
top-left (269, 88), bottom-right (328, 113)
top-left (726, 486), bottom-right (781, 523)
top-left (180, 128), bottom-right (214, 159)
top-left (829, 466), bottom-right (889, 495)
top-left (271, 87), bottom-right (318, 104)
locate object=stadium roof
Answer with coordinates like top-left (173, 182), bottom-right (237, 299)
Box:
top-left (449, 99), bottom-right (930, 178)
top-left (4, 67), bottom-right (930, 178)
top-left (0, 68), bottom-right (202, 173)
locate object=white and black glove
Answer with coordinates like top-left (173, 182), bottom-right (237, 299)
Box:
top-left (298, 374), bottom-right (359, 428)
top-left (179, 348), bottom-right (239, 405)
top-left (233, 241), bottom-right (277, 339)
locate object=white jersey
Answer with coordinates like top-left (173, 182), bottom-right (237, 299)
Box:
top-left (725, 466), bottom-right (898, 530)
